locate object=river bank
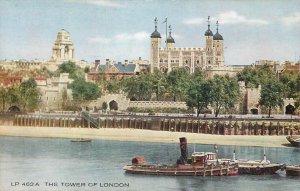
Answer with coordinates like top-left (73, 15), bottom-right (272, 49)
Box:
top-left (0, 125), bottom-right (291, 148)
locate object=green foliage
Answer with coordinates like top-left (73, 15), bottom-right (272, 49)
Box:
top-left (259, 80), bottom-right (284, 117)
top-left (106, 78), bottom-right (121, 93)
top-left (279, 73), bottom-right (300, 98)
top-left (186, 79), bottom-right (210, 117)
top-left (19, 78), bottom-right (41, 112)
top-left (84, 66), bottom-right (90, 73)
top-left (237, 65), bottom-right (276, 88)
top-left (123, 74), bottom-right (153, 101)
top-left (208, 75), bottom-right (240, 117)
top-left (0, 87), bottom-right (7, 111)
top-left (57, 61), bottom-right (84, 79)
top-left (166, 68), bottom-right (191, 101)
top-left (102, 102), bottom-right (108, 110)
top-left (71, 78), bottom-right (101, 100)
top-left (149, 69), bottom-right (167, 101)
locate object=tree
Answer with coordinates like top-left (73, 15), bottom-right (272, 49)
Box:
top-left (186, 80), bottom-right (211, 117)
top-left (123, 75), bottom-right (152, 101)
top-left (149, 69), bottom-right (166, 101)
top-left (0, 87), bottom-right (7, 111)
top-left (102, 102), bottom-right (108, 111)
top-left (166, 68), bottom-right (191, 101)
top-left (106, 78), bottom-right (121, 93)
top-left (237, 66), bottom-right (259, 88)
top-left (57, 61), bottom-right (84, 79)
top-left (71, 78), bottom-right (101, 100)
top-left (84, 66), bottom-right (90, 73)
top-left (259, 80), bottom-right (284, 117)
top-left (209, 75), bottom-right (240, 117)
top-left (237, 64), bottom-right (276, 88)
top-left (19, 78), bottom-right (40, 112)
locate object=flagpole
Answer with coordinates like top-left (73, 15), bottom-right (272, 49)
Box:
top-left (163, 18), bottom-right (167, 47)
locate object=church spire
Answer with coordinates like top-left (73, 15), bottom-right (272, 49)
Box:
top-left (216, 20), bottom-right (219, 33)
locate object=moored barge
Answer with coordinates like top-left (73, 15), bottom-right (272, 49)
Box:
top-left (123, 137), bottom-right (238, 176)
top-left (286, 136), bottom-right (300, 147)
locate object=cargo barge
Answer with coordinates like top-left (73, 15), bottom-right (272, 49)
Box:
top-left (123, 137), bottom-right (238, 176)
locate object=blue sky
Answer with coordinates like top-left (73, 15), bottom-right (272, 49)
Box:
top-left (0, 0), bottom-right (300, 65)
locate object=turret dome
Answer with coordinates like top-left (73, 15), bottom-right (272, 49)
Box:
top-left (213, 21), bottom-right (223, 40)
top-left (166, 36), bottom-right (175, 43)
top-left (213, 31), bottom-right (223, 40)
top-left (151, 30), bottom-right (161, 38)
top-left (205, 29), bottom-right (213, 36)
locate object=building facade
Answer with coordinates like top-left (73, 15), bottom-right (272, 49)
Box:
top-left (150, 17), bottom-right (224, 73)
top-left (50, 29), bottom-right (75, 63)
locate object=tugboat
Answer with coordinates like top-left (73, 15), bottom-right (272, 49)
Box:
top-left (123, 137), bottom-right (238, 176)
top-left (286, 136), bottom-right (300, 147)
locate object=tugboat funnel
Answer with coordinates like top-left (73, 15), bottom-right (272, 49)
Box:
top-left (179, 137), bottom-right (188, 164)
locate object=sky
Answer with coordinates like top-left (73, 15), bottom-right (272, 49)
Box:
top-left (0, 0), bottom-right (300, 65)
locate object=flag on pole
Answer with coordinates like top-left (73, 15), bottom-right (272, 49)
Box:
top-left (162, 18), bottom-right (167, 23)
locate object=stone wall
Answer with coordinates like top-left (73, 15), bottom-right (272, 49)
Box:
top-left (129, 101), bottom-right (187, 109)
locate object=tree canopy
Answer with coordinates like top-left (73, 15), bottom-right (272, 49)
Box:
top-left (259, 80), bottom-right (284, 117)
top-left (71, 78), bottom-right (101, 100)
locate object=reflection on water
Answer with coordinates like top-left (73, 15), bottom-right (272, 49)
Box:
top-left (0, 136), bottom-right (299, 191)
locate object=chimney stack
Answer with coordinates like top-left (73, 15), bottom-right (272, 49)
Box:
top-left (105, 59), bottom-right (110, 72)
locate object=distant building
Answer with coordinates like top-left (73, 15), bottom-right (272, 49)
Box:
top-left (282, 61), bottom-right (300, 74)
top-left (50, 29), bottom-right (75, 63)
top-left (87, 59), bottom-right (139, 82)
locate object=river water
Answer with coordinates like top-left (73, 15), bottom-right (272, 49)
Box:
top-left (0, 136), bottom-right (299, 191)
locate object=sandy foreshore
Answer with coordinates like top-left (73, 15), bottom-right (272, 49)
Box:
top-left (0, 125), bottom-right (291, 148)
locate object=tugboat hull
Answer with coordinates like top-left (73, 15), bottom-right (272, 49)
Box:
top-left (123, 165), bottom-right (238, 176)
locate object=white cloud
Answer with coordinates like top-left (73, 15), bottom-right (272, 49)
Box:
top-left (182, 18), bottom-right (205, 25)
top-left (218, 11), bottom-right (269, 25)
top-left (281, 12), bottom-right (300, 25)
top-left (88, 31), bottom-right (148, 44)
top-left (182, 11), bottom-right (268, 26)
top-left (66, 0), bottom-right (123, 7)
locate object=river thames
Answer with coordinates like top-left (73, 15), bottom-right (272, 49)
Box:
top-left (0, 136), bottom-right (299, 191)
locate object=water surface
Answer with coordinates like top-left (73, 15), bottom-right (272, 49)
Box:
top-left (0, 136), bottom-right (299, 191)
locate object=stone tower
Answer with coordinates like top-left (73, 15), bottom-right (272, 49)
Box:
top-left (213, 21), bottom-right (224, 67)
top-left (205, 16), bottom-right (214, 69)
top-left (51, 29), bottom-right (74, 63)
top-left (150, 17), bottom-right (161, 73)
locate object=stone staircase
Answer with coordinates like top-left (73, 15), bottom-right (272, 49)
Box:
top-left (81, 111), bottom-right (99, 128)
